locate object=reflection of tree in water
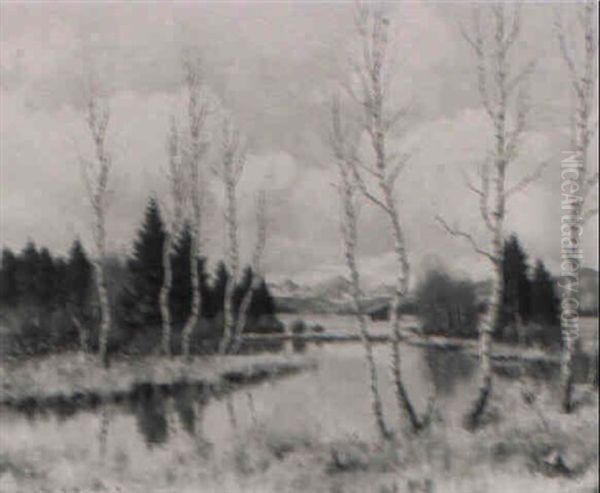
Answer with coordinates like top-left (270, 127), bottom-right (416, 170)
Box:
top-left (131, 383), bottom-right (168, 446)
top-left (424, 347), bottom-right (476, 396)
top-left (173, 383), bottom-right (210, 436)
top-left (98, 405), bottom-right (110, 460)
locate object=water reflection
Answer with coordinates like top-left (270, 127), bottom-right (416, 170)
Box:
top-left (173, 382), bottom-right (203, 436)
top-left (131, 383), bottom-right (169, 446)
top-left (424, 347), bottom-right (477, 396)
top-left (1, 341), bottom-right (593, 452)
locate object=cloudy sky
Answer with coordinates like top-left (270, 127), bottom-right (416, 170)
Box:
top-left (1, 1), bottom-right (597, 287)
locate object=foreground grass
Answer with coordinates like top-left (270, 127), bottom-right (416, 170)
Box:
top-left (0, 352), bottom-right (314, 404)
top-left (0, 373), bottom-right (597, 493)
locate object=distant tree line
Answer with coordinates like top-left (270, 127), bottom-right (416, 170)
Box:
top-left (0, 196), bottom-right (278, 357)
top-left (415, 234), bottom-right (560, 348)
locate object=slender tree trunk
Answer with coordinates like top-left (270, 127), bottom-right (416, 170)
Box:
top-left (98, 405), bottom-right (110, 460)
top-left (561, 184), bottom-right (583, 413)
top-left (182, 231), bottom-right (201, 360)
top-left (384, 190), bottom-right (430, 433)
top-left (80, 93), bottom-right (113, 368)
top-left (68, 304), bottom-right (89, 357)
top-left (468, 123), bottom-right (507, 427)
top-left (220, 169), bottom-right (240, 355)
top-left (181, 53), bottom-right (208, 361)
top-left (344, 6), bottom-right (432, 433)
top-left (342, 183), bottom-right (392, 441)
top-left (330, 96), bottom-right (392, 440)
top-left (226, 393), bottom-right (238, 433)
top-left (229, 277), bottom-right (258, 355)
top-left (160, 233), bottom-right (173, 357)
top-left (246, 391), bottom-right (257, 427)
top-left (93, 210), bottom-right (111, 368)
top-left (560, 64), bottom-right (592, 412)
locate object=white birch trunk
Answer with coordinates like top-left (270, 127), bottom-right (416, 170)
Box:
top-left (160, 233), bottom-right (173, 357)
top-left (343, 179), bottom-right (392, 440)
top-left (80, 92), bottom-right (113, 368)
top-left (441, 5), bottom-right (537, 427)
top-left (181, 55), bottom-right (208, 360)
top-left (345, 7), bottom-right (431, 433)
top-left (331, 98), bottom-right (391, 440)
top-left (217, 120), bottom-right (244, 355)
top-left (182, 221), bottom-right (201, 359)
top-left (160, 118), bottom-right (185, 358)
top-left (220, 177), bottom-right (239, 354)
top-left (229, 191), bottom-right (268, 355)
top-left (556, 1), bottom-right (598, 412)
top-left (67, 302), bottom-right (89, 356)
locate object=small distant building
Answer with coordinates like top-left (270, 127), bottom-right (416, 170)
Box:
top-left (364, 296), bottom-right (419, 321)
top-left (365, 300), bottom-right (391, 321)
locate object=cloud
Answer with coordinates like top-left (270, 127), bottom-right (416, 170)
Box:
top-left (1, 1), bottom-right (597, 284)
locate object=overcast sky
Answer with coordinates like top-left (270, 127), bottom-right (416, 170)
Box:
top-left (1, 1), bottom-right (598, 287)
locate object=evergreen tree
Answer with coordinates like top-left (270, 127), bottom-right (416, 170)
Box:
top-left (16, 241), bottom-right (40, 305)
top-left (171, 225), bottom-right (192, 323)
top-left (500, 234), bottom-right (532, 333)
top-left (250, 279), bottom-right (276, 318)
top-left (531, 259), bottom-right (559, 327)
top-left (170, 224), bottom-right (210, 323)
top-left (126, 197), bottom-right (167, 326)
top-left (37, 247), bottom-right (57, 309)
top-left (233, 266), bottom-right (253, 315)
top-left (65, 239), bottom-right (93, 312)
top-left (53, 257), bottom-right (68, 308)
top-left (0, 248), bottom-right (19, 306)
top-left (210, 261), bottom-right (229, 318)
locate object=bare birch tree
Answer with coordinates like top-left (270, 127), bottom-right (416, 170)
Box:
top-left (343, 4), bottom-right (432, 433)
top-left (80, 88), bottom-right (113, 367)
top-left (159, 117), bottom-right (186, 357)
top-left (437, 5), bottom-right (542, 427)
top-left (330, 96), bottom-right (391, 441)
top-left (228, 189), bottom-right (268, 355)
top-left (181, 54), bottom-right (210, 360)
top-left (555, 0), bottom-right (598, 412)
top-left (215, 118), bottom-right (245, 355)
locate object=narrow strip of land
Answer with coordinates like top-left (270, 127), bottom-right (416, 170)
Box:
top-left (242, 331), bottom-right (562, 364)
top-left (0, 353), bottom-right (314, 405)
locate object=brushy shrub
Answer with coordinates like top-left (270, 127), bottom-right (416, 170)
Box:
top-left (290, 319), bottom-right (307, 353)
top-left (232, 441), bottom-right (270, 476)
top-left (326, 438), bottom-right (399, 474)
top-left (262, 427), bottom-right (315, 460)
top-left (326, 440), bottom-right (370, 473)
top-left (415, 267), bottom-right (480, 339)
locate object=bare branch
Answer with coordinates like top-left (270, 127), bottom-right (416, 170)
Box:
top-left (505, 158), bottom-right (552, 199)
top-left (251, 190), bottom-right (268, 277)
top-left (506, 60), bottom-right (536, 97)
top-left (503, 3), bottom-right (522, 52)
top-left (386, 152), bottom-right (410, 188)
top-left (435, 215), bottom-right (495, 262)
top-left (351, 163), bottom-right (391, 213)
top-left (555, 14), bottom-right (583, 97)
top-left (461, 8), bottom-right (495, 120)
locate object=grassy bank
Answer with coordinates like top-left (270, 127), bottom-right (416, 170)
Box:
top-left (0, 377), bottom-right (597, 492)
top-left (0, 352), bottom-right (314, 405)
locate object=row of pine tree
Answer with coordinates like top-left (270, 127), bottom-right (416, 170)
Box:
top-left (500, 234), bottom-right (560, 338)
top-left (0, 197), bottom-right (277, 356)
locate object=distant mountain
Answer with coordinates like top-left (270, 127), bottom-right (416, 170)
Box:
top-left (269, 275), bottom-right (401, 314)
top-left (269, 275), bottom-right (395, 299)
